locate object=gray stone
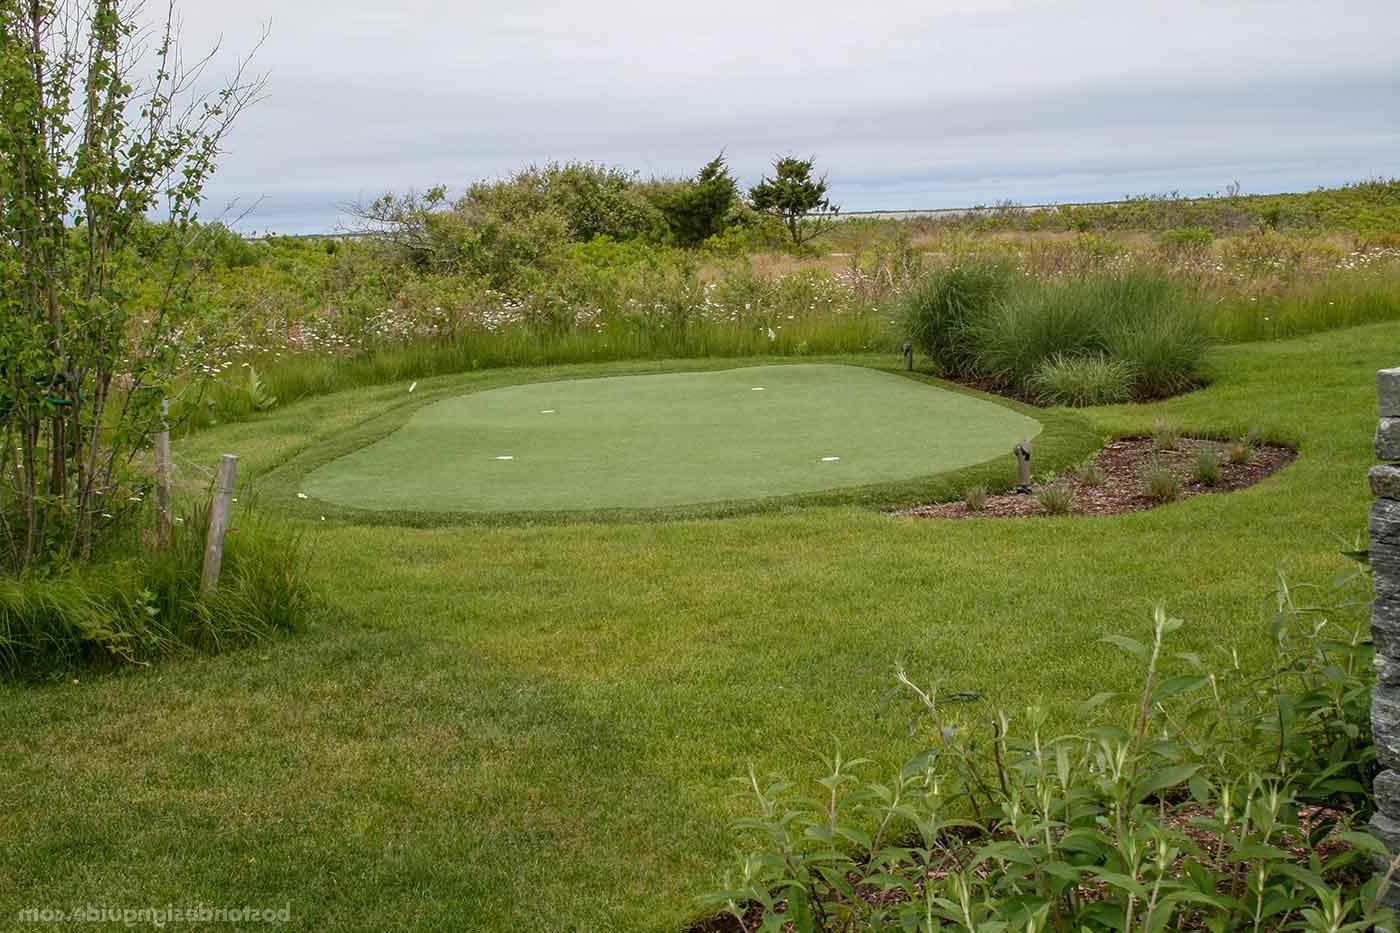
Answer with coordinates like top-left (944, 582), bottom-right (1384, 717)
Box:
top-left (1378, 771), bottom-right (1400, 822)
top-left (1375, 804), bottom-right (1400, 848)
top-left (1377, 599), bottom-right (1400, 658)
top-left (1375, 500), bottom-right (1400, 546)
top-left (1381, 368), bottom-right (1400, 418)
top-left (1374, 465), bottom-right (1400, 500)
top-left (1378, 654), bottom-right (1400, 689)
top-left (1380, 418), bottom-right (1400, 461)
top-left (1375, 691), bottom-right (1400, 771)
top-left (1376, 542), bottom-right (1400, 598)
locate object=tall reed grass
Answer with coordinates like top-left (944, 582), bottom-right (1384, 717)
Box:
top-left (1208, 269), bottom-right (1400, 342)
top-left (903, 266), bottom-right (1210, 403)
top-left (186, 314), bottom-right (890, 425)
top-left (0, 508), bottom-right (315, 679)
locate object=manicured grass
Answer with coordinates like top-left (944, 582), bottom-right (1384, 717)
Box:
top-left (303, 364), bottom-right (1041, 512)
top-left (239, 355), bottom-right (1097, 526)
top-left (0, 324), bottom-right (1393, 931)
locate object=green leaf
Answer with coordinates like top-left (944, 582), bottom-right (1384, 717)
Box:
top-left (1100, 634), bottom-right (1148, 659)
top-left (1133, 764), bottom-right (1200, 802)
top-left (1337, 830), bottom-right (1391, 858)
top-left (1081, 691), bottom-right (1117, 711)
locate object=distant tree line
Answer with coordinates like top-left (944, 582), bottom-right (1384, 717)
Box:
top-left (348, 154), bottom-right (839, 285)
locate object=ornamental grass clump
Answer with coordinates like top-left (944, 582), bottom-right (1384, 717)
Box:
top-left (899, 260), bottom-right (1017, 376)
top-left (1143, 454), bottom-right (1182, 503)
top-left (1192, 445), bottom-right (1222, 486)
top-left (1025, 354), bottom-right (1136, 406)
top-left (962, 485), bottom-right (988, 511)
top-left (1072, 459), bottom-right (1108, 486)
top-left (1035, 481), bottom-right (1074, 515)
top-left (1152, 418), bottom-right (1180, 451)
top-left (967, 269), bottom-right (1209, 401)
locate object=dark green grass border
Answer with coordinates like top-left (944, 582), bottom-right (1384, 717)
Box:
top-left (250, 357), bottom-right (1101, 528)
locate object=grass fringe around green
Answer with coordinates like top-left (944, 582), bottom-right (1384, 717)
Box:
top-left (246, 357), bottom-right (1099, 527)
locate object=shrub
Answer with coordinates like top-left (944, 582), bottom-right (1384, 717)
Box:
top-left (1192, 445), bottom-right (1222, 485)
top-left (1035, 481), bottom-right (1074, 515)
top-left (647, 155), bottom-right (738, 248)
top-left (962, 485), bottom-right (987, 511)
top-left (1025, 353), bottom-right (1135, 406)
top-left (462, 161), bottom-right (662, 244)
top-left (0, 509), bottom-right (315, 679)
top-left (1157, 225), bottom-right (1214, 255)
top-left (702, 574), bottom-right (1385, 932)
top-left (899, 261), bottom-right (1017, 375)
top-left (1142, 454), bottom-right (1182, 502)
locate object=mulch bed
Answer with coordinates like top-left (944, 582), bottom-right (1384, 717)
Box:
top-left (686, 801), bottom-right (1357, 933)
top-left (895, 437), bottom-right (1296, 519)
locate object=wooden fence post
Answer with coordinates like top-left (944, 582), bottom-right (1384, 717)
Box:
top-left (201, 454), bottom-right (238, 593)
top-left (154, 399), bottom-right (172, 543)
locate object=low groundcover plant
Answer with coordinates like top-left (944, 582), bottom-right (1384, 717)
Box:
top-left (700, 563), bottom-right (1388, 931)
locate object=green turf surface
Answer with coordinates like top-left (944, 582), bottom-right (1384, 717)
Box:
top-left (302, 364), bottom-right (1042, 512)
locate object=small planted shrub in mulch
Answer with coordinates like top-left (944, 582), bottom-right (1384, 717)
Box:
top-left (897, 436), bottom-right (1294, 519)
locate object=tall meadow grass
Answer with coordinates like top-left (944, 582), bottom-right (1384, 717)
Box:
top-left (0, 508), bottom-right (315, 679)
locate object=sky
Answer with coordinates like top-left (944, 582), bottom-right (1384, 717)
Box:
top-left (164, 0), bottom-right (1400, 235)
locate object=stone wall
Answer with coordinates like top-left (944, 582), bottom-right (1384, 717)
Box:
top-left (1369, 367), bottom-right (1400, 892)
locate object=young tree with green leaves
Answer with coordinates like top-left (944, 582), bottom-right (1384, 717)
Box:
top-left (0, 0), bottom-right (261, 569)
top-left (747, 155), bottom-right (838, 247)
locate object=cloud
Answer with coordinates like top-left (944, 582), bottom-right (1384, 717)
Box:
top-left (168, 0), bottom-right (1400, 233)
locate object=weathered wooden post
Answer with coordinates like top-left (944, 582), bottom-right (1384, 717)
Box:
top-left (1014, 439), bottom-right (1033, 494)
top-left (902, 343), bottom-right (913, 372)
top-left (200, 454), bottom-right (238, 593)
top-left (154, 399), bottom-right (172, 543)
top-left (1368, 366), bottom-right (1400, 903)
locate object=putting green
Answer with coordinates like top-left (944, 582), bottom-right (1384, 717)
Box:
top-left (302, 364), bottom-right (1042, 513)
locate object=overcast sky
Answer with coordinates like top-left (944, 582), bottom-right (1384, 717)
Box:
top-left (168, 0), bottom-right (1400, 234)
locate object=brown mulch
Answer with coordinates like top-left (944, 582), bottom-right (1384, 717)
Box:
top-left (895, 437), bottom-right (1296, 519)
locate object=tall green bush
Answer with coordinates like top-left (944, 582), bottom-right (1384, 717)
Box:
top-left (648, 154), bottom-right (738, 247)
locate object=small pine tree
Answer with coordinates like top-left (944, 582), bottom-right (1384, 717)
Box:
top-left (654, 154), bottom-right (738, 247)
top-left (748, 156), bottom-right (838, 247)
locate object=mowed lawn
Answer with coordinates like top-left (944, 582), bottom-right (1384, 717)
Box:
top-left (0, 323), bottom-right (1393, 931)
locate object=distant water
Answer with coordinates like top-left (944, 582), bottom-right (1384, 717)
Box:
top-left (208, 164), bottom-right (1398, 237)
